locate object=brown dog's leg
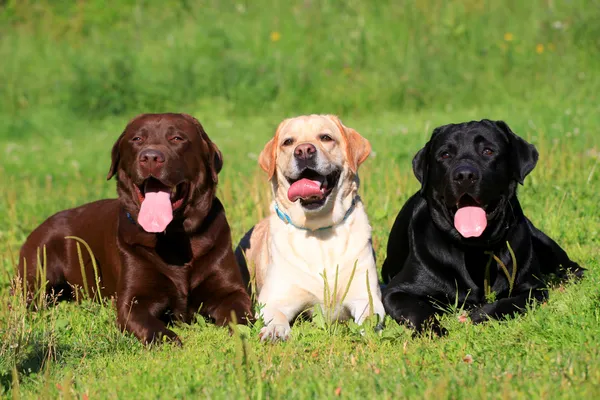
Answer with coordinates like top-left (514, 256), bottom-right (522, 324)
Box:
top-left (204, 288), bottom-right (254, 326)
top-left (116, 296), bottom-right (181, 346)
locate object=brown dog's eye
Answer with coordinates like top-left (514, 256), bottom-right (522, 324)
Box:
top-left (440, 152), bottom-right (451, 160)
top-left (282, 138), bottom-right (294, 146)
top-left (132, 136), bottom-right (143, 142)
top-left (319, 134), bottom-right (333, 142)
top-left (171, 136), bottom-right (184, 142)
top-left (482, 148), bottom-right (494, 156)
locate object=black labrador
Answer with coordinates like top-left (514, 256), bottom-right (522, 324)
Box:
top-left (381, 119), bottom-right (583, 331)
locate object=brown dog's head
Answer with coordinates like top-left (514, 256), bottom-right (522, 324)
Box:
top-left (107, 113), bottom-right (222, 233)
top-left (258, 115), bottom-right (371, 229)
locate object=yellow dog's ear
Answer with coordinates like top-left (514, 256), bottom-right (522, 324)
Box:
top-left (259, 119), bottom-right (290, 180)
top-left (328, 115), bottom-right (371, 174)
top-left (259, 137), bottom-right (276, 179)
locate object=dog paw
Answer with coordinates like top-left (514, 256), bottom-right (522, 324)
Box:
top-left (259, 324), bottom-right (291, 342)
top-left (469, 309), bottom-right (490, 324)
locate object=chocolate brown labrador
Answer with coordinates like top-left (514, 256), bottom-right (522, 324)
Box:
top-left (18, 113), bottom-right (252, 345)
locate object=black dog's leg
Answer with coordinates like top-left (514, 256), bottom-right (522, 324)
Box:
top-left (383, 291), bottom-right (442, 333)
top-left (234, 227), bottom-right (254, 289)
top-left (527, 218), bottom-right (584, 278)
top-left (469, 289), bottom-right (547, 324)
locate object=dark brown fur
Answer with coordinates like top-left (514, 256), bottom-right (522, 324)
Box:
top-left (18, 113), bottom-right (252, 345)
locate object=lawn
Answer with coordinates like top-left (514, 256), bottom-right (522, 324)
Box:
top-left (1, 1), bottom-right (599, 399)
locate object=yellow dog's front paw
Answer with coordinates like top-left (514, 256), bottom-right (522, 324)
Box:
top-left (259, 323), bottom-right (291, 342)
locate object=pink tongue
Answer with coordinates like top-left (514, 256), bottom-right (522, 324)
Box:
top-left (138, 191), bottom-right (173, 233)
top-left (454, 206), bottom-right (487, 238)
top-left (287, 178), bottom-right (324, 202)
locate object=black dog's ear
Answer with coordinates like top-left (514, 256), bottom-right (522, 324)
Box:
top-left (413, 126), bottom-right (445, 193)
top-left (412, 143), bottom-right (429, 194)
top-left (107, 132), bottom-right (124, 180)
top-left (494, 120), bottom-right (539, 185)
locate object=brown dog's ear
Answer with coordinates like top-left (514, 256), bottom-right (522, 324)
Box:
top-left (181, 113), bottom-right (223, 183)
top-left (210, 142), bottom-right (223, 183)
top-left (107, 133), bottom-right (124, 180)
top-left (329, 115), bottom-right (371, 174)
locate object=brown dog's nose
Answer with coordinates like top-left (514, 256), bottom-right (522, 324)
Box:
top-left (294, 143), bottom-right (316, 160)
top-left (139, 149), bottom-right (165, 166)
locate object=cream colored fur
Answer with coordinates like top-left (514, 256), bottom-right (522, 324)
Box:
top-left (243, 115), bottom-right (385, 341)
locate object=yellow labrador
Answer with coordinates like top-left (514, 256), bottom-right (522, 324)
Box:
top-left (236, 114), bottom-right (385, 341)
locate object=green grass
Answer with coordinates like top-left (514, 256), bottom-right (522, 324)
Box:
top-left (1, 1), bottom-right (600, 398)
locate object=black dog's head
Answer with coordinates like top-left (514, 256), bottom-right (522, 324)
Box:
top-left (413, 119), bottom-right (538, 243)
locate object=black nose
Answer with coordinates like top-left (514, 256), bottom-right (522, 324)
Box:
top-left (139, 149), bottom-right (165, 164)
top-left (453, 165), bottom-right (479, 183)
top-left (294, 143), bottom-right (316, 160)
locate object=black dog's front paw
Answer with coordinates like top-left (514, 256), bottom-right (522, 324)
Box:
top-left (469, 305), bottom-right (493, 324)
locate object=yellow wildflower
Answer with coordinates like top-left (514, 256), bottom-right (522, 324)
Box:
top-left (270, 31), bottom-right (281, 42)
top-left (504, 32), bottom-right (514, 42)
top-left (536, 44), bottom-right (544, 54)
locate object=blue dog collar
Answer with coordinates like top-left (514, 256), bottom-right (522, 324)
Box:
top-left (274, 197), bottom-right (357, 231)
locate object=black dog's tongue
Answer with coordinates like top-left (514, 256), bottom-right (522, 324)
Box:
top-left (454, 206), bottom-right (487, 238)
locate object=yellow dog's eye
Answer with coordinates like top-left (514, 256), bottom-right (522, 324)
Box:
top-left (282, 138), bottom-right (294, 146)
top-left (319, 134), bottom-right (333, 142)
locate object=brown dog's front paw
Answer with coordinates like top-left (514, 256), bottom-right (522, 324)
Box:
top-left (143, 329), bottom-right (182, 347)
top-left (210, 299), bottom-right (254, 327)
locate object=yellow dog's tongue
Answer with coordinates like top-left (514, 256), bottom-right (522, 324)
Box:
top-left (287, 178), bottom-right (324, 202)
top-left (454, 206), bottom-right (487, 238)
top-left (138, 190), bottom-right (173, 233)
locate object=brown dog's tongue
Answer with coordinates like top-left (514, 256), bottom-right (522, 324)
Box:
top-left (287, 178), bottom-right (324, 202)
top-left (138, 182), bottom-right (173, 233)
top-left (454, 206), bottom-right (487, 238)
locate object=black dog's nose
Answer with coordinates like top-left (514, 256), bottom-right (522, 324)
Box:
top-left (453, 165), bottom-right (479, 183)
top-left (294, 143), bottom-right (316, 160)
top-left (139, 149), bottom-right (165, 165)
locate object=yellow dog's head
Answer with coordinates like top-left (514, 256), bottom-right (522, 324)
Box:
top-left (259, 114), bottom-right (371, 229)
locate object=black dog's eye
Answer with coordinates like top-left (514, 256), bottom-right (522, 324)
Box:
top-left (440, 151), bottom-right (451, 160)
top-left (319, 134), bottom-right (333, 142)
top-left (282, 138), bottom-right (294, 146)
top-left (482, 148), bottom-right (494, 156)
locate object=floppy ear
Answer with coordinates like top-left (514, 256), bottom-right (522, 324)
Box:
top-left (182, 113), bottom-right (223, 183)
top-left (209, 142), bottom-right (223, 183)
top-left (412, 143), bottom-right (429, 194)
top-left (329, 116), bottom-right (371, 174)
top-left (494, 120), bottom-right (539, 184)
top-left (106, 132), bottom-right (124, 180)
top-left (258, 138), bottom-right (276, 179)
top-left (412, 126), bottom-right (446, 194)
top-left (344, 127), bottom-right (371, 174)
top-left (259, 119), bottom-right (290, 180)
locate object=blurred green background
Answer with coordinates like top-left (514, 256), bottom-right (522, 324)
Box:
top-left (1, 0), bottom-right (598, 130)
